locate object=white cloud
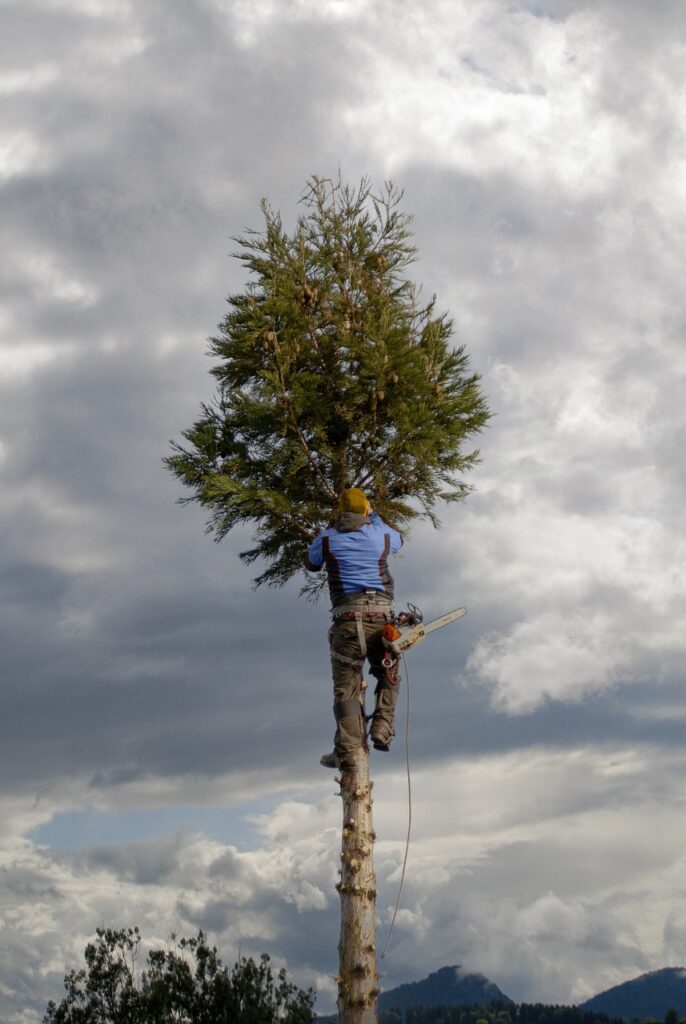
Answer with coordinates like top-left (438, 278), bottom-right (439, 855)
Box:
top-left (370, 747), bottom-right (686, 1002)
top-left (39, 0), bottom-right (132, 16)
top-left (462, 505), bottom-right (686, 708)
top-left (340, 4), bottom-right (638, 195)
top-left (467, 612), bottom-right (631, 713)
top-left (0, 131), bottom-right (50, 180)
top-left (0, 798), bottom-right (340, 1019)
top-left (225, 0), bottom-right (368, 47)
top-left (0, 65), bottom-right (59, 95)
top-left (0, 342), bottom-right (76, 382)
top-left (14, 252), bottom-right (98, 308)
top-left (517, 892), bottom-right (592, 942)
top-left (5, 745), bottom-right (686, 1015)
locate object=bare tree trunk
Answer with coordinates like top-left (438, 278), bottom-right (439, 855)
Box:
top-left (336, 747), bottom-right (378, 1024)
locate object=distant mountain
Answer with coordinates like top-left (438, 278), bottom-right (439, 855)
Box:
top-left (377, 964), bottom-right (514, 1014)
top-left (581, 967), bottom-right (686, 1019)
top-left (316, 965), bottom-right (512, 1021)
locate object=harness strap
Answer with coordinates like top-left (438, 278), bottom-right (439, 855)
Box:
top-left (331, 650), bottom-right (364, 668)
top-left (354, 611), bottom-right (368, 659)
top-left (332, 610), bottom-right (391, 622)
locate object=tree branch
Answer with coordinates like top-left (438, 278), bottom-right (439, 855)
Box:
top-left (294, 426), bottom-right (337, 499)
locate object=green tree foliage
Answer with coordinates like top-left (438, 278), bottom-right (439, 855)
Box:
top-left (166, 176), bottom-right (490, 590)
top-left (43, 927), bottom-right (314, 1024)
top-left (379, 1010), bottom-right (404, 1024)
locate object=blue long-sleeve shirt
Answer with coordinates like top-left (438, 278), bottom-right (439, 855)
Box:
top-left (306, 511), bottom-right (403, 606)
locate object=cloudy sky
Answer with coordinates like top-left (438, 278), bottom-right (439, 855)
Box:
top-left (2, 0), bottom-right (686, 1019)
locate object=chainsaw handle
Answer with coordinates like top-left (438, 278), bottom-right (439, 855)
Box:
top-left (406, 602), bottom-right (423, 624)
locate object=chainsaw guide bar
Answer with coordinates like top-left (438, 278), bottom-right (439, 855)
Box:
top-left (384, 606), bottom-right (467, 656)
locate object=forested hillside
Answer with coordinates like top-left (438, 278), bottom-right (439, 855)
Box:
top-left (378, 1003), bottom-right (626, 1024)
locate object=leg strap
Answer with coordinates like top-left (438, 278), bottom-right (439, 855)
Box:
top-left (330, 613), bottom-right (367, 666)
top-left (334, 699), bottom-right (364, 721)
top-left (332, 650), bottom-right (364, 668)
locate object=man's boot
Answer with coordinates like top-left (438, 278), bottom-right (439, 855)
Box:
top-left (319, 750), bottom-right (339, 769)
top-left (370, 716), bottom-right (393, 751)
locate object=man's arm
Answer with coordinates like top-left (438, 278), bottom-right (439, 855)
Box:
top-left (305, 532), bottom-right (325, 572)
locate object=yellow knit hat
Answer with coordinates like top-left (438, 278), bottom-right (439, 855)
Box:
top-left (339, 487), bottom-right (368, 515)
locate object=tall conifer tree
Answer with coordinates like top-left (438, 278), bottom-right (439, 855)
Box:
top-left (167, 176), bottom-right (490, 1024)
top-left (166, 176), bottom-right (490, 590)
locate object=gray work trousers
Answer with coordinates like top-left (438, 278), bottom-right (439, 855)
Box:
top-left (328, 594), bottom-right (398, 768)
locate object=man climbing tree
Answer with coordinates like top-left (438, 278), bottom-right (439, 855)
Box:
top-left (306, 486), bottom-right (402, 771)
top-left (166, 174), bottom-right (490, 1023)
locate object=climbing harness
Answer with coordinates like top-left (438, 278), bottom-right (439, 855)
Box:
top-left (331, 596), bottom-right (393, 675)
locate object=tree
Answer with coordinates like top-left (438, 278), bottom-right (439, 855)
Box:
top-left (378, 1010), bottom-right (403, 1024)
top-left (165, 175), bottom-right (490, 1024)
top-left (43, 927), bottom-right (315, 1024)
top-left (44, 927), bottom-right (142, 1024)
top-left (165, 175), bottom-right (490, 592)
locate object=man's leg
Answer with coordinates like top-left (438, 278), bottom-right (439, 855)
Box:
top-left (367, 625), bottom-right (399, 751)
top-left (328, 620), bottom-right (366, 770)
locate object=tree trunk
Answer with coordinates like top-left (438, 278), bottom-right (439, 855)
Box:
top-left (337, 747), bottom-right (378, 1024)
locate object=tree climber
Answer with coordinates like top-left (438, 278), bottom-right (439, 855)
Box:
top-left (305, 487), bottom-right (403, 771)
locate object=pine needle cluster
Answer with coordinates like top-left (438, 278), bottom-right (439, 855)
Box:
top-left (166, 176), bottom-right (490, 590)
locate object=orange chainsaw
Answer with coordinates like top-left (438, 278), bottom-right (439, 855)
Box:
top-left (381, 603), bottom-right (467, 661)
